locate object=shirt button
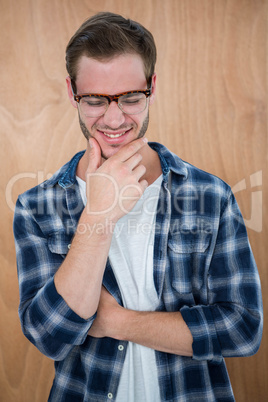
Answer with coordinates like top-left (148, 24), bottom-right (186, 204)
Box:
top-left (108, 393), bottom-right (113, 399)
top-left (118, 345), bottom-right (124, 351)
top-left (67, 244), bottom-right (71, 249)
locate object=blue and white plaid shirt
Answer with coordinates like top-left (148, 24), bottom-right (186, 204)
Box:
top-left (14, 142), bottom-right (263, 401)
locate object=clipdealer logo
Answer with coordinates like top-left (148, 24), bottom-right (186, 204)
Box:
top-left (231, 171), bottom-right (262, 233)
top-left (6, 170), bottom-right (263, 233)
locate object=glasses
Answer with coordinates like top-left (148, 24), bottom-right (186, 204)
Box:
top-left (71, 78), bottom-right (152, 118)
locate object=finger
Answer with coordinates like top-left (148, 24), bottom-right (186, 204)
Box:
top-left (112, 137), bottom-right (148, 162)
top-left (87, 138), bottom-right (102, 173)
top-left (125, 152), bottom-right (143, 170)
top-left (133, 164), bottom-right (147, 181)
top-left (139, 179), bottom-right (149, 193)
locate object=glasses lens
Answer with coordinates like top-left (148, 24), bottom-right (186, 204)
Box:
top-left (80, 96), bottom-right (108, 117)
top-left (119, 93), bottom-right (147, 115)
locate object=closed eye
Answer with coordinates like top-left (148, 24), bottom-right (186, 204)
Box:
top-left (82, 97), bottom-right (107, 107)
top-left (120, 94), bottom-right (144, 105)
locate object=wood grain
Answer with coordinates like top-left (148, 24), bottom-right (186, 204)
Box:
top-left (0, 0), bottom-right (267, 400)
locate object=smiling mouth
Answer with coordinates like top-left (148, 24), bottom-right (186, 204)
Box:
top-left (103, 131), bottom-right (127, 139)
top-left (100, 128), bottom-right (133, 139)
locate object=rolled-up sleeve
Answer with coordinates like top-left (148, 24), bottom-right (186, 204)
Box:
top-left (14, 196), bottom-right (94, 361)
top-left (181, 190), bottom-right (263, 362)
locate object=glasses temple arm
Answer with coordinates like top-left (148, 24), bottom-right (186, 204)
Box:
top-left (70, 78), bottom-right (77, 97)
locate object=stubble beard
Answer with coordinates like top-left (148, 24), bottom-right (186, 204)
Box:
top-left (78, 111), bottom-right (150, 160)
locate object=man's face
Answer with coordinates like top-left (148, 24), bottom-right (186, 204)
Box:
top-left (67, 53), bottom-right (156, 160)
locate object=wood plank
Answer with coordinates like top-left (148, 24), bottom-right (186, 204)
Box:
top-left (0, 0), bottom-right (266, 400)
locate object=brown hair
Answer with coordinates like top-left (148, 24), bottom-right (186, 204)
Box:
top-left (66, 12), bottom-right (157, 89)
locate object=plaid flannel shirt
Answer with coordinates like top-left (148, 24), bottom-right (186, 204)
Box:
top-left (14, 142), bottom-right (263, 401)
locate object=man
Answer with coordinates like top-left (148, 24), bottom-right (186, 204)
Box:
top-left (14, 12), bottom-right (263, 401)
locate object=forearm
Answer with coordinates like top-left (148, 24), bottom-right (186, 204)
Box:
top-left (92, 302), bottom-right (193, 356)
top-left (121, 310), bottom-right (193, 356)
top-left (54, 211), bottom-right (112, 319)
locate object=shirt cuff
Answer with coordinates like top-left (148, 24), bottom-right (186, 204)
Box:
top-left (30, 277), bottom-right (96, 345)
top-left (180, 305), bottom-right (222, 362)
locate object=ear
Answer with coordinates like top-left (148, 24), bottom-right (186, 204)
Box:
top-left (149, 73), bottom-right (157, 105)
top-left (66, 76), bottom-right (78, 109)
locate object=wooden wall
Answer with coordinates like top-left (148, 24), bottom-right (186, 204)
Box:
top-left (1, 0), bottom-right (267, 400)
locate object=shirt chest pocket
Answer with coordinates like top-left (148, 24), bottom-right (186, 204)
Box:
top-left (167, 233), bottom-right (211, 294)
top-left (48, 231), bottom-right (73, 257)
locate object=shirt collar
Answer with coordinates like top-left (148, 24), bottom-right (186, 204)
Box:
top-left (41, 150), bottom-right (85, 189)
top-left (41, 142), bottom-right (188, 189)
top-left (149, 142), bottom-right (188, 180)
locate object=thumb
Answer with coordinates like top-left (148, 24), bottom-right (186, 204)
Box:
top-left (87, 138), bottom-right (102, 173)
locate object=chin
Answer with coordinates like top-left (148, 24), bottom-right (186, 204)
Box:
top-left (100, 143), bottom-right (124, 160)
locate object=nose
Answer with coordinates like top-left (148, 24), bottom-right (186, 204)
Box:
top-left (102, 100), bottom-right (125, 128)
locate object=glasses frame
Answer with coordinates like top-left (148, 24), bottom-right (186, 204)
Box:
top-left (71, 77), bottom-right (152, 116)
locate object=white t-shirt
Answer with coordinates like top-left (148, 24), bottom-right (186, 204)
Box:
top-left (77, 175), bottom-right (162, 402)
